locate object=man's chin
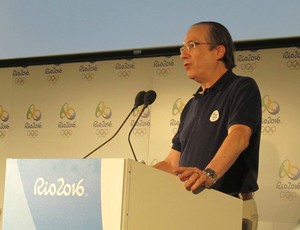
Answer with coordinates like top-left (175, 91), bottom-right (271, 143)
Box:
top-left (187, 74), bottom-right (196, 80)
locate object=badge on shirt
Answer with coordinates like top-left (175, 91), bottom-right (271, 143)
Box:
top-left (210, 110), bottom-right (219, 122)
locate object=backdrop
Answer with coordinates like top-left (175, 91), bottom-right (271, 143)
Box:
top-left (0, 46), bottom-right (299, 229)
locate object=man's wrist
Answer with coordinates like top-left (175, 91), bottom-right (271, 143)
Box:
top-left (203, 168), bottom-right (217, 184)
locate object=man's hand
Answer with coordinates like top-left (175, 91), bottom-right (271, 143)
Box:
top-left (174, 167), bottom-right (215, 192)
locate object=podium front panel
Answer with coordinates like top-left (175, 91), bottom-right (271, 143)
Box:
top-left (2, 159), bottom-right (103, 230)
top-left (2, 158), bottom-right (243, 230)
top-left (122, 159), bottom-right (243, 230)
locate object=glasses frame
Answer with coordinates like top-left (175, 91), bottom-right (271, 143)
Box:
top-left (180, 41), bottom-right (216, 53)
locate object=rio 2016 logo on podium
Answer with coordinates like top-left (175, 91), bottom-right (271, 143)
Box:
top-left (34, 177), bottom-right (85, 197)
top-left (2, 159), bottom-right (103, 230)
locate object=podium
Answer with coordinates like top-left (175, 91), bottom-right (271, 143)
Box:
top-left (2, 158), bottom-right (243, 230)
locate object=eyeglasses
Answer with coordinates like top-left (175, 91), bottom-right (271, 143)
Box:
top-left (180, 41), bottom-right (215, 53)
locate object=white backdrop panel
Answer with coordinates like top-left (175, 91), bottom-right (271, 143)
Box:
top-left (0, 46), bottom-right (300, 229)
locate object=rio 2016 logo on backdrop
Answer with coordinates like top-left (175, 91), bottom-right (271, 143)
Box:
top-left (58, 103), bottom-right (76, 138)
top-left (25, 104), bottom-right (42, 138)
top-left (115, 61), bottom-right (135, 79)
top-left (44, 66), bottom-right (63, 83)
top-left (0, 105), bottom-right (9, 138)
top-left (276, 159), bottom-right (300, 201)
top-left (283, 50), bottom-right (300, 70)
top-left (131, 106), bottom-right (151, 137)
top-left (236, 52), bottom-right (261, 72)
top-left (93, 101), bottom-right (113, 138)
top-left (279, 159), bottom-right (300, 181)
top-left (170, 98), bottom-right (186, 134)
top-left (261, 94), bottom-right (281, 135)
top-left (153, 58), bottom-right (175, 78)
top-left (12, 67), bottom-right (29, 86)
top-left (79, 64), bottom-right (98, 81)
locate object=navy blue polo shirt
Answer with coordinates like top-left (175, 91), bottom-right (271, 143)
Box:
top-left (172, 70), bottom-right (261, 194)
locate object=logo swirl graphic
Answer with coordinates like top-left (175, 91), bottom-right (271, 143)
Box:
top-left (27, 104), bottom-right (42, 121)
top-left (279, 159), bottom-right (300, 180)
top-left (60, 103), bottom-right (76, 120)
top-left (58, 103), bottom-right (76, 138)
top-left (262, 95), bottom-right (280, 115)
top-left (95, 102), bottom-right (112, 119)
top-left (0, 105), bottom-right (9, 122)
top-left (172, 98), bottom-right (185, 116)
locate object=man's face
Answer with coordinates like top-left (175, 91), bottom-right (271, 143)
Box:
top-left (180, 25), bottom-right (221, 84)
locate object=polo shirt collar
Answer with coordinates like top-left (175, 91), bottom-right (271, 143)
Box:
top-left (193, 70), bottom-right (235, 97)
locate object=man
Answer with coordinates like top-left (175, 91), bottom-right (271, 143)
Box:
top-left (154, 21), bottom-right (261, 229)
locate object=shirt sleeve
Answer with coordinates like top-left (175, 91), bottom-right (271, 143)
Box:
top-left (227, 77), bottom-right (262, 133)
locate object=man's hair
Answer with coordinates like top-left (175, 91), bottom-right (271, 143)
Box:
top-left (193, 21), bottom-right (236, 69)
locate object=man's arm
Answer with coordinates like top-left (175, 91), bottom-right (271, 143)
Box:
top-left (176, 124), bottom-right (252, 191)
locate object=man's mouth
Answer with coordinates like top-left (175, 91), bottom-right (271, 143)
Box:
top-left (184, 63), bottom-right (191, 69)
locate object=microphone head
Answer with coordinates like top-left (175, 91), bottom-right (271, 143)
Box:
top-left (134, 91), bottom-right (146, 108)
top-left (144, 90), bottom-right (157, 107)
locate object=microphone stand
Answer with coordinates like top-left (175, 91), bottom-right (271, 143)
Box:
top-left (127, 106), bottom-right (147, 161)
top-left (83, 91), bottom-right (146, 159)
top-left (127, 90), bottom-right (157, 162)
top-left (83, 107), bottom-right (135, 159)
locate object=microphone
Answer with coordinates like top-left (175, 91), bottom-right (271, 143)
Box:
top-left (133, 91), bottom-right (147, 109)
top-left (128, 90), bottom-right (157, 162)
top-left (143, 90), bottom-right (157, 107)
top-left (83, 91), bottom-right (146, 159)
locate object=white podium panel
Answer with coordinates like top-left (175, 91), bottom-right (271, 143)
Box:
top-left (3, 158), bottom-right (242, 230)
top-left (120, 159), bottom-right (243, 230)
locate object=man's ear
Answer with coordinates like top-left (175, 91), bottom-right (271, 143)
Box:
top-left (216, 45), bottom-right (226, 60)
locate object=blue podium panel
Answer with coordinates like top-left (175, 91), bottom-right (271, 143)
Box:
top-left (2, 159), bottom-right (103, 230)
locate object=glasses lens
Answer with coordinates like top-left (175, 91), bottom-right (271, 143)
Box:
top-left (188, 41), bottom-right (196, 49)
top-left (180, 41), bottom-right (202, 53)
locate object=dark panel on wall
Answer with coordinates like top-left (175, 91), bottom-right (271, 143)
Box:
top-left (1, 37), bottom-right (299, 68)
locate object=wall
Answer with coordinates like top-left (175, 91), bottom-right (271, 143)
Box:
top-left (0, 46), bottom-right (300, 229)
